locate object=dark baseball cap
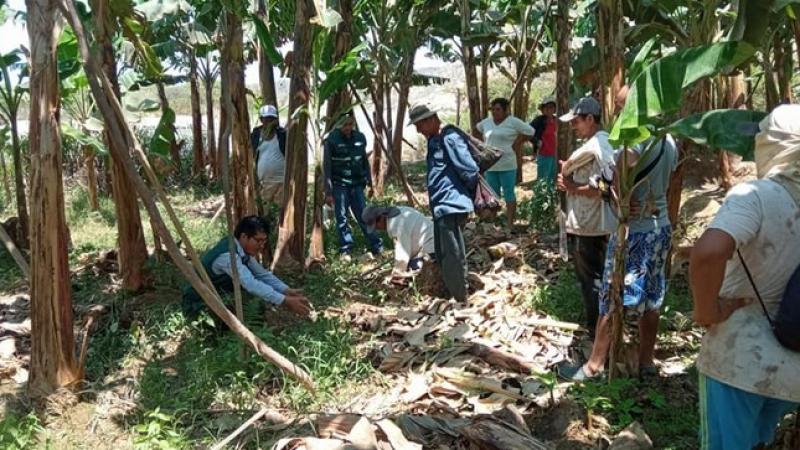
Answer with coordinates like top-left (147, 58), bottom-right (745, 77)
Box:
top-left (559, 97), bottom-right (601, 122)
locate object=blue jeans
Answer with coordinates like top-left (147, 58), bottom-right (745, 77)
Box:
top-left (333, 184), bottom-right (382, 254)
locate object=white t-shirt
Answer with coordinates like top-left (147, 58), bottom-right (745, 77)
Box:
top-left (697, 179), bottom-right (800, 402)
top-left (477, 116), bottom-right (535, 172)
top-left (564, 131), bottom-right (617, 236)
top-left (386, 207), bottom-right (435, 273)
top-left (256, 136), bottom-right (284, 185)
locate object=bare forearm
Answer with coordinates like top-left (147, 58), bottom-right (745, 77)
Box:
top-left (689, 255), bottom-right (727, 324)
top-left (571, 184), bottom-right (601, 198)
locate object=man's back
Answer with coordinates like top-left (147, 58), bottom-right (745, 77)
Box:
top-left (629, 135), bottom-right (678, 232)
top-left (425, 130), bottom-right (478, 219)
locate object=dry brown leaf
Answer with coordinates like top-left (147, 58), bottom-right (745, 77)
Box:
top-left (347, 417), bottom-right (379, 450)
top-left (379, 351), bottom-right (417, 373)
top-left (401, 372), bottom-right (429, 403)
top-left (317, 414), bottom-right (362, 439)
top-left (271, 437), bottom-right (348, 450)
top-left (375, 419), bottom-right (422, 450)
top-left (433, 368), bottom-right (527, 401)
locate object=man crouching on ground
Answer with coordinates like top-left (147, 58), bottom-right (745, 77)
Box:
top-left (182, 215), bottom-right (312, 324)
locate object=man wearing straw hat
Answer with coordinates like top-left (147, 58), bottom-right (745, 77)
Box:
top-left (408, 104), bottom-right (479, 302)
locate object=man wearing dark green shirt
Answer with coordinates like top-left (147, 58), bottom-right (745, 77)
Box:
top-left (182, 216), bottom-right (311, 321)
top-left (323, 113), bottom-right (382, 257)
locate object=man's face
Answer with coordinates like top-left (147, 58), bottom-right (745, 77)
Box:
top-left (261, 116), bottom-right (277, 130)
top-left (240, 231), bottom-right (268, 256)
top-left (571, 114), bottom-right (596, 139)
top-left (340, 117), bottom-right (355, 137)
top-left (491, 103), bottom-right (507, 122)
top-left (414, 116), bottom-right (437, 138)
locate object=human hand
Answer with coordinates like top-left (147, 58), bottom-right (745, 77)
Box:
top-left (693, 298), bottom-right (750, 328)
top-left (286, 288), bottom-right (304, 296)
top-left (283, 295), bottom-right (312, 317)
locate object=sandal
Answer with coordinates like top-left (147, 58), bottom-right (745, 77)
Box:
top-left (558, 363), bottom-right (604, 382)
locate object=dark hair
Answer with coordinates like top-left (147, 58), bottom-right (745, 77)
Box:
top-left (490, 97), bottom-right (510, 111)
top-left (234, 215), bottom-right (270, 238)
top-left (578, 113), bottom-right (602, 126)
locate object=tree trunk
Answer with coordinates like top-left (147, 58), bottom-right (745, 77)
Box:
top-left (156, 80), bottom-right (181, 171)
top-left (371, 85), bottom-right (385, 196)
top-left (217, 30), bottom-right (231, 184)
top-left (189, 51), bottom-right (204, 177)
top-left (597, 0), bottom-right (625, 125)
top-left (763, 50), bottom-right (780, 110)
top-left (203, 57), bottom-right (218, 179)
top-left (775, 33), bottom-right (793, 104)
top-left (480, 44), bottom-right (490, 119)
top-left (460, 0), bottom-right (481, 137)
top-left (272, 0), bottom-right (313, 271)
top-left (93, 0), bottom-right (148, 292)
top-left (9, 120), bottom-right (28, 247)
top-left (83, 145), bottom-right (99, 210)
top-left (308, 0), bottom-right (353, 266)
top-left (555, 0), bottom-right (572, 161)
top-left (223, 8), bottom-right (256, 223)
top-left (26, 0), bottom-right (79, 396)
top-left (718, 73), bottom-right (746, 191)
top-left (391, 60), bottom-right (413, 172)
top-left (257, 0), bottom-right (278, 107)
top-left (0, 143), bottom-right (10, 205)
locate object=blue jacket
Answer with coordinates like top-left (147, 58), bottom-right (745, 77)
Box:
top-left (426, 129), bottom-right (479, 219)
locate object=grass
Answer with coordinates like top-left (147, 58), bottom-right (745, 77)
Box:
top-left (0, 413), bottom-right (45, 450)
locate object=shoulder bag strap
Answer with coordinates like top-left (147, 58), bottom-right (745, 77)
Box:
top-left (736, 249), bottom-right (775, 326)
top-left (633, 136), bottom-right (667, 185)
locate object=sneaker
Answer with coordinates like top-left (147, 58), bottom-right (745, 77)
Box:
top-left (340, 253), bottom-right (353, 263)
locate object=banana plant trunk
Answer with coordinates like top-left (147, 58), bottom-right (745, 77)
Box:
top-left (309, 0), bottom-right (353, 267)
top-left (223, 7), bottom-right (256, 222)
top-left (203, 60), bottom-right (217, 179)
top-left (217, 34), bottom-right (231, 186)
top-left (189, 51), bottom-right (204, 177)
top-left (272, 0), bottom-right (314, 272)
top-left (0, 145), bottom-right (10, 205)
top-left (371, 77), bottom-right (386, 196)
top-left (555, 0), bottom-right (572, 161)
top-left (9, 119), bottom-right (28, 247)
top-left (460, 0), bottom-right (481, 137)
top-left (94, 0), bottom-right (149, 292)
top-left (83, 144), bottom-right (99, 210)
top-left (480, 44), bottom-right (490, 119)
top-left (597, 0), bottom-right (625, 125)
top-left (391, 60), bottom-right (413, 173)
top-left (26, 0), bottom-right (80, 396)
top-left (257, 0), bottom-right (278, 106)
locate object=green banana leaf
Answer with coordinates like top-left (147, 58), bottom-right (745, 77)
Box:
top-left (251, 14), bottom-right (283, 66)
top-left (610, 40), bottom-right (756, 147)
top-left (318, 43), bottom-right (367, 103)
top-left (149, 107), bottom-right (176, 158)
top-left (61, 124), bottom-right (108, 156)
top-left (665, 109), bottom-right (767, 161)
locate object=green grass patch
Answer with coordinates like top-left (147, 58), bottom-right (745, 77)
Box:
top-left (0, 413), bottom-right (45, 450)
top-left (526, 268), bottom-right (584, 324)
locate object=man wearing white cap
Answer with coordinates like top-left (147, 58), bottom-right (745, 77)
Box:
top-left (250, 105), bottom-right (287, 206)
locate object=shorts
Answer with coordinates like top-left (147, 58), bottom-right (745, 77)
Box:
top-left (599, 224), bottom-right (671, 316)
top-left (260, 181), bottom-right (284, 204)
top-left (699, 373), bottom-right (798, 450)
top-left (484, 169), bottom-right (517, 203)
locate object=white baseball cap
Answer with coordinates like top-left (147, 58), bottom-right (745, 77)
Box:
top-left (259, 105), bottom-right (278, 119)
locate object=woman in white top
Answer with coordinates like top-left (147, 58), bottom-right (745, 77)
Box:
top-left (476, 97), bottom-right (535, 228)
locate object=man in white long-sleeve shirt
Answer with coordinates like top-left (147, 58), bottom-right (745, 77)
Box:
top-left (362, 206), bottom-right (435, 281)
top-left (182, 216), bottom-right (311, 322)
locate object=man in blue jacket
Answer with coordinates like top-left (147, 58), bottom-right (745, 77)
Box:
top-left (409, 104), bottom-right (479, 301)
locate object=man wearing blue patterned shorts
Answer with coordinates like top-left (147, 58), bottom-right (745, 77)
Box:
top-left (560, 134), bottom-right (678, 381)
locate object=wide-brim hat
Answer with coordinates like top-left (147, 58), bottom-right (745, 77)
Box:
top-left (408, 104), bottom-right (437, 126)
top-left (362, 206), bottom-right (401, 233)
top-left (559, 96), bottom-right (601, 122)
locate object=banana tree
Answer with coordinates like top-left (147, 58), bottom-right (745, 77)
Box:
top-left (0, 49), bottom-right (29, 247)
top-left (0, 126), bottom-right (11, 206)
top-left (605, 39), bottom-right (761, 379)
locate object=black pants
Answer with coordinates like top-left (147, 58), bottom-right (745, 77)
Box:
top-left (434, 213), bottom-right (469, 302)
top-left (567, 233), bottom-right (609, 335)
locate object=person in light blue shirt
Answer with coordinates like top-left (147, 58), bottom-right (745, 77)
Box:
top-left (182, 216), bottom-right (312, 323)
